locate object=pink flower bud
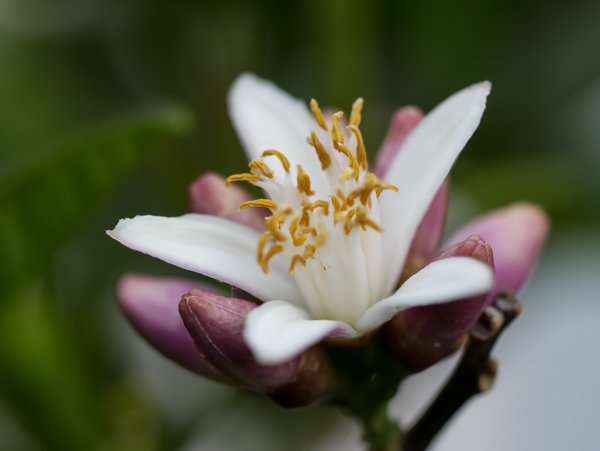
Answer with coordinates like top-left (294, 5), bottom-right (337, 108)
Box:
top-left (446, 202), bottom-right (549, 295)
top-left (403, 180), bottom-right (449, 277)
top-left (117, 275), bottom-right (226, 381)
top-left (189, 172), bottom-right (265, 230)
top-left (374, 106), bottom-right (423, 178)
top-left (179, 290), bottom-right (332, 407)
top-left (385, 235), bottom-right (494, 371)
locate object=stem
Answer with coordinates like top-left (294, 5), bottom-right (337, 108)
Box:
top-left (357, 403), bottom-right (403, 451)
top-left (326, 336), bottom-right (407, 451)
top-left (402, 292), bottom-right (522, 451)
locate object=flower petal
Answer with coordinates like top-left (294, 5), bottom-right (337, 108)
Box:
top-left (356, 256), bottom-right (494, 332)
top-left (378, 82), bottom-right (491, 295)
top-left (227, 73), bottom-right (330, 196)
top-left (244, 301), bottom-right (357, 365)
top-left (107, 214), bottom-right (303, 304)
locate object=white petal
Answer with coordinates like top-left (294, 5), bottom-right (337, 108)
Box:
top-left (379, 82), bottom-right (491, 295)
top-left (244, 301), bottom-right (357, 365)
top-left (227, 73), bottom-right (330, 197)
top-left (107, 214), bottom-right (303, 305)
top-left (356, 257), bottom-right (494, 332)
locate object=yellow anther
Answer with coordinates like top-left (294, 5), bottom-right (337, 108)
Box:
top-left (288, 216), bottom-right (307, 247)
top-left (375, 183), bottom-right (399, 196)
top-left (330, 195), bottom-right (341, 214)
top-left (347, 124), bottom-right (368, 170)
top-left (262, 149), bottom-right (291, 173)
top-left (307, 131), bottom-right (331, 170)
top-left (344, 208), bottom-right (357, 235)
top-left (296, 165), bottom-right (315, 196)
top-left (249, 159), bottom-right (274, 178)
top-left (308, 200), bottom-right (330, 215)
top-left (266, 214), bottom-right (287, 242)
top-left (331, 111), bottom-right (345, 148)
top-left (356, 206), bottom-right (384, 232)
top-left (225, 173), bottom-right (261, 186)
top-left (337, 143), bottom-right (360, 174)
top-left (289, 254), bottom-right (307, 274)
top-left (239, 199), bottom-right (278, 211)
top-left (340, 167), bottom-right (356, 182)
top-left (314, 222), bottom-right (329, 246)
top-left (350, 97), bottom-right (364, 127)
top-left (261, 244), bottom-right (284, 273)
top-left (310, 99), bottom-right (328, 131)
top-left (257, 232), bottom-right (271, 263)
top-left (304, 244), bottom-right (316, 259)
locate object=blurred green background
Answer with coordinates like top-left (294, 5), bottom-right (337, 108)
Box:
top-left (1, 0), bottom-right (599, 450)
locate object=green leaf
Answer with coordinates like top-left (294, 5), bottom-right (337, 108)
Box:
top-left (0, 107), bottom-right (193, 295)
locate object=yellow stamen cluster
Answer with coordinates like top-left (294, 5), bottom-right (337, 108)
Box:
top-left (226, 97), bottom-right (398, 275)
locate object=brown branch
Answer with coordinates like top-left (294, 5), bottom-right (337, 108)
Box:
top-left (402, 292), bottom-right (522, 451)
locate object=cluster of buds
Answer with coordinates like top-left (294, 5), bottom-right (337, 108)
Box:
top-left (116, 103), bottom-right (548, 406)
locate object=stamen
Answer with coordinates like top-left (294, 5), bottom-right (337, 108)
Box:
top-left (289, 254), bottom-right (307, 274)
top-left (307, 131), bottom-right (331, 170)
top-left (307, 200), bottom-right (330, 215)
top-left (331, 112), bottom-right (345, 148)
top-left (239, 199), bottom-right (278, 210)
top-left (304, 244), bottom-right (316, 259)
top-left (266, 214), bottom-right (287, 242)
top-left (225, 173), bottom-right (260, 186)
top-left (349, 97), bottom-right (363, 127)
top-left (310, 99), bottom-right (328, 131)
top-left (296, 165), bottom-right (315, 196)
top-left (262, 149), bottom-right (291, 172)
top-left (261, 245), bottom-right (284, 273)
top-left (337, 142), bottom-right (360, 174)
top-left (289, 216), bottom-right (308, 246)
top-left (257, 232), bottom-right (271, 263)
top-left (249, 159), bottom-right (274, 178)
top-left (347, 125), bottom-right (368, 170)
top-left (356, 206), bottom-right (384, 232)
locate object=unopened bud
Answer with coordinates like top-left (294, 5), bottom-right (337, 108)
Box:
top-left (385, 235), bottom-right (494, 371)
top-left (189, 172), bottom-right (265, 230)
top-left (179, 289), bottom-right (333, 407)
top-left (117, 275), bottom-right (226, 381)
top-left (446, 202), bottom-right (549, 295)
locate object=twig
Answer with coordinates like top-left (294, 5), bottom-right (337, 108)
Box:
top-left (402, 292), bottom-right (522, 451)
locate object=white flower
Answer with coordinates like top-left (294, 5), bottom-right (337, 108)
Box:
top-left (108, 74), bottom-right (494, 365)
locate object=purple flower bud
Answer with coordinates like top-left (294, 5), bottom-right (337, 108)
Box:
top-left (446, 202), bottom-right (549, 295)
top-left (179, 290), bottom-right (332, 407)
top-left (117, 275), bottom-right (226, 381)
top-left (403, 180), bottom-right (449, 278)
top-left (189, 172), bottom-right (265, 230)
top-left (374, 106), bottom-right (423, 178)
top-left (384, 235), bottom-right (494, 371)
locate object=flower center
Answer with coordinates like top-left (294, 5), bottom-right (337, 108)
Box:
top-left (226, 98), bottom-right (397, 324)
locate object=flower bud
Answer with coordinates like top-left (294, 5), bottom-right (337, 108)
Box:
top-left (384, 235), bottom-right (494, 371)
top-left (189, 172), bottom-right (265, 230)
top-left (446, 202), bottom-right (549, 295)
top-left (374, 106), bottom-right (423, 177)
top-left (179, 289), bottom-right (333, 407)
top-left (403, 180), bottom-right (449, 277)
top-left (117, 275), bottom-right (226, 381)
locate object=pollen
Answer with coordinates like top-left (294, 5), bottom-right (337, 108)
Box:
top-left (225, 95), bottom-right (398, 275)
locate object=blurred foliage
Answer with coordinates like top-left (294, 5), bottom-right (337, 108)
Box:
top-left (0, 0), bottom-right (598, 449)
